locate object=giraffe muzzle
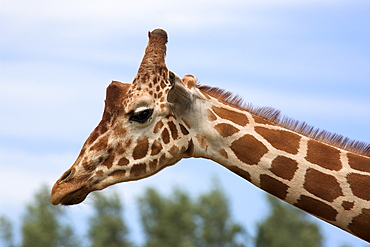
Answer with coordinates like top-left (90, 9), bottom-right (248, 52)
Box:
top-left (50, 167), bottom-right (92, 205)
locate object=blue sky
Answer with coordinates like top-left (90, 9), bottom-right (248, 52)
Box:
top-left (1, 0), bottom-right (369, 246)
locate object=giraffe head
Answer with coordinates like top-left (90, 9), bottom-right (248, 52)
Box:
top-left (50, 29), bottom-right (204, 205)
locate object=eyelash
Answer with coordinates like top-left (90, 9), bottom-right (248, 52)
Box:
top-left (129, 109), bottom-right (154, 124)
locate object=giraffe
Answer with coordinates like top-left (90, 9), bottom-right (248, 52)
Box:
top-left (50, 29), bottom-right (370, 242)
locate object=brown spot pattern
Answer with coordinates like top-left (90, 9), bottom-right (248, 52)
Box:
top-left (304, 169), bottom-right (343, 202)
top-left (260, 174), bottom-right (289, 199)
top-left (114, 125), bottom-right (127, 137)
top-left (161, 128), bottom-right (170, 144)
top-left (348, 209), bottom-right (370, 242)
top-left (207, 109), bottom-right (217, 121)
top-left (153, 120), bottom-right (164, 134)
top-left (347, 173), bottom-right (370, 201)
top-left (132, 138), bottom-right (149, 160)
top-left (348, 153), bottom-right (370, 172)
top-left (96, 170), bottom-right (104, 177)
top-left (214, 123), bottom-right (239, 138)
top-left (109, 169), bottom-right (126, 178)
top-left (130, 163), bottom-right (147, 177)
top-left (151, 140), bottom-right (163, 156)
top-left (116, 143), bottom-right (126, 156)
top-left (124, 139), bottom-right (132, 150)
top-left (168, 121), bottom-right (178, 140)
top-left (169, 145), bottom-right (179, 156)
top-left (341, 201), bottom-right (354, 210)
top-left (219, 148), bottom-right (228, 159)
top-left (270, 156), bottom-right (298, 180)
top-left (212, 106), bottom-right (249, 126)
top-left (82, 158), bottom-right (91, 171)
top-left (255, 127), bottom-right (300, 154)
top-left (231, 134), bottom-right (268, 165)
top-left (102, 155), bottom-right (115, 169)
top-left (149, 159), bottom-right (158, 171)
top-left (179, 123), bottom-right (189, 135)
top-left (253, 115), bottom-right (274, 125)
top-left (89, 136), bottom-right (109, 152)
top-left (228, 166), bottom-right (251, 181)
top-left (185, 139), bottom-right (195, 156)
top-left (294, 195), bottom-right (337, 221)
top-left (195, 134), bottom-right (208, 150)
top-left (306, 140), bottom-right (342, 171)
top-left (158, 154), bottom-right (166, 166)
top-left (117, 157), bottom-right (129, 166)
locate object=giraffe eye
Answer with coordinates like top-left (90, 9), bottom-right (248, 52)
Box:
top-left (129, 109), bottom-right (154, 124)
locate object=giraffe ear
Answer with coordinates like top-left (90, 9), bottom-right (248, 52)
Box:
top-left (167, 71), bottom-right (192, 111)
top-left (102, 81), bottom-right (130, 121)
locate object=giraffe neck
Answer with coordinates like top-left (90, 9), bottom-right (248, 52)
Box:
top-left (191, 95), bottom-right (370, 241)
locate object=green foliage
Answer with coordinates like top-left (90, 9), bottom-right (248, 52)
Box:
top-left (255, 195), bottom-right (322, 247)
top-left (20, 185), bottom-right (80, 247)
top-left (138, 188), bottom-right (197, 247)
top-left (195, 182), bottom-right (246, 247)
top-left (0, 215), bottom-right (14, 247)
top-left (138, 181), bottom-right (247, 247)
top-left (1, 182), bottom-right (329, 247)
top-left (88, 191), bottom-right (132, 247)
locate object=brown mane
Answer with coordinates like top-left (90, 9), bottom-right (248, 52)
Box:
top-left (198, 85), bottom-right (370, 157)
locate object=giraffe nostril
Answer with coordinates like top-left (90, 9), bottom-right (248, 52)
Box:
top-left (59, 168), bottom-right (75, 183)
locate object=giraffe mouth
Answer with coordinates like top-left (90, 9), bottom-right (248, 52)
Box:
top-left (61, 186), bottom-right (91, 205)
top-left (51, 185), bottom-right (91, 206)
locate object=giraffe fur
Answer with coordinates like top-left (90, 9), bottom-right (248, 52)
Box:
top-left (50, 29), bottom-right (370, 242)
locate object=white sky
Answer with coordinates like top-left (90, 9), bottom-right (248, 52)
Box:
top-left (1, 0), bottom-right (369, 246)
